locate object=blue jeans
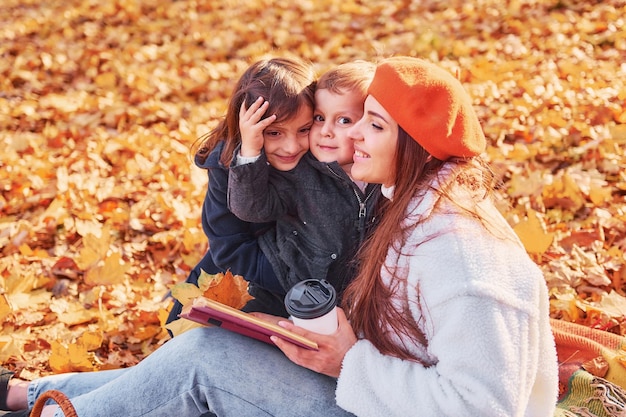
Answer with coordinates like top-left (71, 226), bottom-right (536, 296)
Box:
top-left (27, 327), bottom-right (355, 417)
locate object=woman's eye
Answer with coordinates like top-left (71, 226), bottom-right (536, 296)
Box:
top-left (371, 123), bottom-right (383, 131)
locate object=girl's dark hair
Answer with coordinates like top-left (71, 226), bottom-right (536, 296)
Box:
top-left (193, 57), bottom-right (316, 166)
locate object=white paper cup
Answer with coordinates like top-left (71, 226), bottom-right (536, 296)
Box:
top-left (284, 279), bottom-right (338, 335)
top-left (291, 306), bottom-right (338, 335)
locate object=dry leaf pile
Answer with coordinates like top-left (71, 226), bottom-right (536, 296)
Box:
top-left (1, 0), bottom-right (625, 378)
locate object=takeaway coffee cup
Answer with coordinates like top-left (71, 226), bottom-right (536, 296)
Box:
top-left (284, 279), bottom-right (338, 335)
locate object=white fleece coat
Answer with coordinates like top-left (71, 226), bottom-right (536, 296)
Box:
top-left (336, 173), bottom-right (558, 417)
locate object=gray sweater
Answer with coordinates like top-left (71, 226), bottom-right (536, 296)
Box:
top-left (227, 151), bottom-right (380, 296)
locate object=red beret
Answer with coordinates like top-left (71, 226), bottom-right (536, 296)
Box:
top-left (368, 57), bottom-right (486, 160)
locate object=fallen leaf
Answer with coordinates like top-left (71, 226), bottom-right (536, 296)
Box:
top-left (0, 295), bottom-right (11, 323)
top-left (514, 209), bottom-right (554, 255)
top-left (48, 331), bottom-right (103, 373)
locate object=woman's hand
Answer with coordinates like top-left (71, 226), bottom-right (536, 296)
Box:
top-left (239, 97), bottom-right (277, 158)
top-left (271, 308), bottom-right (358, 378)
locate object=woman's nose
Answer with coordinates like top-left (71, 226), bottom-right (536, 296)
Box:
top-left (347, 124), bottom-right (360, 141)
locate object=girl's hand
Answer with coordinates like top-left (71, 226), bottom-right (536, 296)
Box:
top-left (239, 97), bottom-right (277, 158)
top-left (271, 308), bottom-right (357, 378)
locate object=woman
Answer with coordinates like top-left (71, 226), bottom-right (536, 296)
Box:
top-left (2, 57), bottom-right (558, 417)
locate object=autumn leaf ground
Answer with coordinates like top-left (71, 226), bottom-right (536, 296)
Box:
top-left (1, 0), bottom-right (625, 379)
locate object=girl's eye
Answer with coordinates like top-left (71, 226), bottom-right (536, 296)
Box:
top-left (338, 116), bottom-right (352, 125)
top-left (264, 131), bottom-right (280, 137)
top-left (371, 123), bottom-right (383, 131)
top-left (299, 125), bottom-right (312, 134)
top-left (313, 114), bottom-right (324, 123)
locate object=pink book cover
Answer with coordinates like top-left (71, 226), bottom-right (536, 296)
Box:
top-left (179, 297), bottom-right (318, 350)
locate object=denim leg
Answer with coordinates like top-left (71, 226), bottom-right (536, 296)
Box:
top-left (29, 327), bottom-right (355, 417)
top-left (27, 368), bottom-right (128, 406)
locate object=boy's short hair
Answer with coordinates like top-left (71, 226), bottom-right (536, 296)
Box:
top-left (316, 60), bottom-right (376, 100)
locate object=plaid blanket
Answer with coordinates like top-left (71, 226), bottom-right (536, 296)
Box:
top-left (552, 319), bottom-right (626, 416)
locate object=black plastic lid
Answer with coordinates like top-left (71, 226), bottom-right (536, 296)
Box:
top-left (284, 279), bottom-right (337, 319)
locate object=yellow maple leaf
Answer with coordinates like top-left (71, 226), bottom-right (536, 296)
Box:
top-left (79, 331), bottom-right (104, 351)
top-left (197, 270), bottom-right (224, 292)
top-left (49, 331), bottom-right (103, 373)
top-left (84, 251), bottom-right (129, 286)
top-left (513, 209), bottom-right (554, 255)
top-left (75, 225), bottom-right (110, 270)
top-left (588, 182), bottom-right (612, 206)
top-left (542, 173), bottom-right (585, 212)
top-left (170, 282), bottom-right (203, 306)
top-left (50, 299), bottom-right (96, 326)
top-left (0, 335), bottom-right (23, 363)
top-left (549, 288), bottom-right (580, 323)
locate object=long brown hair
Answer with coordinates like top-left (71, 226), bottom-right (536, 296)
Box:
top-left (343, 126), bottom-right (496, 362)
top-left (193, 57), bottom-right (316, 166)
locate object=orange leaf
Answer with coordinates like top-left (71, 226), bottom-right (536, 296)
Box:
top-left (199, 270), bottom-right (253, 310)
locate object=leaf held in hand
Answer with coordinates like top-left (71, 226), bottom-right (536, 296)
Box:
top-left (171, 270), bottom-right (253, 310)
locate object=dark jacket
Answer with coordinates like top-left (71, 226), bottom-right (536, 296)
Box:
top-left (166, 142), bottom-right (283, 325)
top-left (228, 151), bottom-right (381, 297)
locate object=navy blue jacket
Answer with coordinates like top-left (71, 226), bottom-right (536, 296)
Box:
top-left (167, 142), bottom-right (283, 324)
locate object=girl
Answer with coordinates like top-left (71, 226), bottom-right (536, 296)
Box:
top-left (1, 57), bottom-right (558, 417)
top-left (166, 56), bottom-right (316, 324)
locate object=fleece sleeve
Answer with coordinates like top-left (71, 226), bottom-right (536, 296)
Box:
top-left (336, 219), bottom-right (555, 417)
top-left (337, 298), bottom-right (535, 417)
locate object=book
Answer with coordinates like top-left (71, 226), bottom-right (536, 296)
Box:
top-left (179, 296), bottom-right (318, 350)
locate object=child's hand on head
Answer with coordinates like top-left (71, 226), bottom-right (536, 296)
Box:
top-left (239, 97), bottom-right (277, 158)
